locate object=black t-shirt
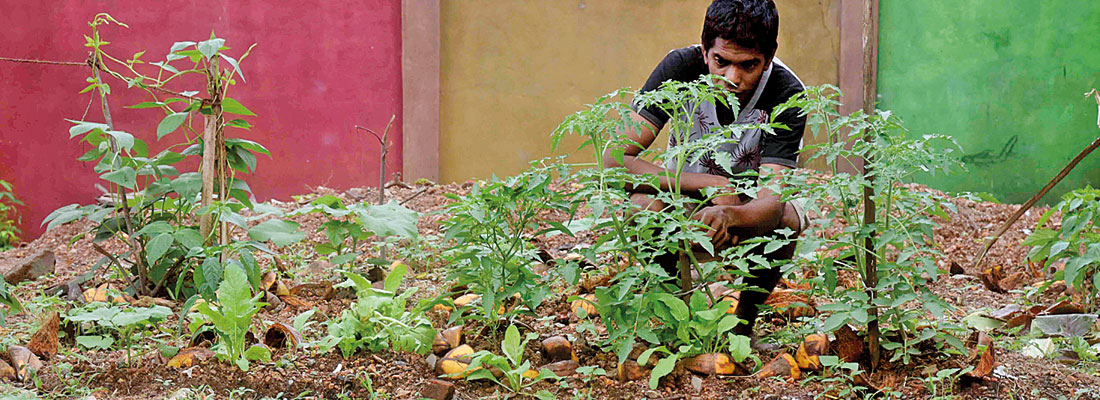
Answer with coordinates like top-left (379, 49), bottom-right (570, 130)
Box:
top-left (633, 45), bottom-right (806, 170)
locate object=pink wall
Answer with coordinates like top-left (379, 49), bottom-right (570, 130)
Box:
top-left (0, 1), bottom-right (403, 240)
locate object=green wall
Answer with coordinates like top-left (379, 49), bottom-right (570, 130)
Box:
top-left (878, 1), bottom-right (1100, 204)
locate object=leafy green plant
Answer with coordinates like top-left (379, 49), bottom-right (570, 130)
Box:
top-left (42, 14), bottom-right (303, 300)
top-left (288, 195), bottom-right (419, 267)
top-left (779, 85), bottom-right (966, 363)
top-left (440, 163), bottom-right (575, 334)
top-left (551, 77), bottom-right (791, 374)
top-left (189, 263), bottom-right (269, 371)
top-left (0, 179), bottom-right (23, 250)
top-left (319, 262), bottom-right (436, 357)
top-left (0, 276), bottom-right (21, 327)
top-left (66, 303), bottom-right (173, 365)
top-left (1025, 187), bottom-right (1100, 309)
top-left (464, 324), bottom-right (559, 399)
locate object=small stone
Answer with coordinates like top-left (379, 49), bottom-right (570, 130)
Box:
top-left (425, 354), bottom-right (438, 369)
top-left (306, 260), bottom-right (334, 275)
top-left (691, 376), bottom-right (703, 391)
top-left (345, 188), bottom-right (369, 201)
top-left (421, 379), bottom-right (455, 400)
top-left (2, 249), bottom-right (56, 285)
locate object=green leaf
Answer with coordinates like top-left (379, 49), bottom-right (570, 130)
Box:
top-left (157, 112), bottom-right (187, 139)
top-left (197, 38), bottom-right (225, 60)
top-left (244, 345), bottom-right (271, 362)
top-left (219, 53), bottom-right (246, 83)
top-left (146, 232), bottom-right (174, 265)
top-left (174, 228), bottom-right (204, 249)
top-left (356, 201), bottom-right (419, 239)
top-left (728, 334), bottom-right (751, 362)
top-left (248, 220), bottom-right (305, 246)
top-left (330, 252), bottom-right (358, 265)
top-left (76, 335), bottom-right (114, 350)
top-left (654, 293), bottom-right (689, 322)
top-left (648, 354), bottom-right (678, 389)
top-left (383, 261), bottom-right (408, 292)
top-left (105, 130), bottom-right (135, 151)
top-left (101, 167), bottom-right (137, 189)
top-left (503, 324), bottom-right (521, 365)
top-left (222, 98), bottom-right (256, 116)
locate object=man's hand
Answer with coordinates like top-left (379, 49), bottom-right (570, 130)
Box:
top-left (693, 205), bottom-right (741, 248)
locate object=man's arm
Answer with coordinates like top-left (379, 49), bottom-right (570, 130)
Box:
top-left (694, 163), bottom-right (790, 246)
top-left (603, 111), bottom-right (732, 194)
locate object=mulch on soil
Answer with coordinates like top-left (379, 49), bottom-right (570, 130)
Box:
top-left (1, 178), bottom-right (1099, 399)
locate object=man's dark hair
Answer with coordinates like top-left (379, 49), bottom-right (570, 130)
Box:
top-left (701, 0), bottom-right (779, 59)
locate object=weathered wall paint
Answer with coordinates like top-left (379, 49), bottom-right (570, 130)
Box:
top-left (439, 0), bottom-right (840, 182)
top-left (878, 1), bottom-right (1100, 203)
top-left (0, 1), bottom-right (402, 239)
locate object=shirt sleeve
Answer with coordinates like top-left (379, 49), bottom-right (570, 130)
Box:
top-left (631, 48), bottom-right (698, 130)
top-left (759, 84), bottom-right (805, 168)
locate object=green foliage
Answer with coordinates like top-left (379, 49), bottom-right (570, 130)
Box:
top-left (66, 303), bottom-right (172, 365)
top-left (0, 179), bottom-right (23, 250)
top-left (440, 163), bottom-right (574, 334)
top-left (779, 85), bottom-right (966, 363)
top-left (465, 324), bottom-right (559, 399)
top-left (551, 76), bottom-right (787, 374)
top-left (42, 15), bottom-right (303, 300)
top-left (320, 263), bottom-right (436, 357)
top-left (0, 276), bottom-right (21, 327)
top-left (1026, 187), bottom-right (1100, 310)
top-left (190, 263), bottom-right (268, 371)
top-left (289, 196), bottom-right (419, 266)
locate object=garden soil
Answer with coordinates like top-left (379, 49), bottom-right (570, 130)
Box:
top-left (1, 178), bottom-right (1099, 399)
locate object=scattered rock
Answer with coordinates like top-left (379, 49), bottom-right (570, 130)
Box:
top-left (437, 345), bottom-right (475, 380)
top-left (684, 353), bottom-right (738, 375)
top-left (2, 249), bottom-right (55, 285)
top-left (764, 289), bottom-right (815, 319)
top-left (166, 347), bottom-right (215, 369)
top-left (570, 294), bottom-right (598, 318)
top-left (758, 353), bottom-right (800, 381)
top-left (691, 375), bottom-right (703, 391)
top-left (617, 360), bottom-right (648, 382)
top-left (420, 379), bottom-right (455, 400)
top-left (795, 333), bottom-right (828, 371)
top-left (306, 260), bottom-right (334, 275)
top-left (8, 346), bottom-right (43, 381)
top-left (0, 358), bottom-right (15, 381)
top-left (833, 325), bottom-right (864, 363)
top-left (26, 312), bottom-right (60, 359)
top-left (544, 360), bottom-right (580, 377)
top-left (540, 336), bottom-right (576, 362)
top-left (425, 354), bottom-right (438, 369)
top-left (345, 188), bottom-right (370, 201)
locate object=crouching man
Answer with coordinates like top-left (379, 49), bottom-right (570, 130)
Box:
top-left (606, 0), bottom-right (808, 344)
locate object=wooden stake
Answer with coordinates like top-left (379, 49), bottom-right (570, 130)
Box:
top-left (860, 0), bottom-right (881, 370)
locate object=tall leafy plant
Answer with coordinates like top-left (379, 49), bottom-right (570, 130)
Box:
top-left (42, 14), bottom-right (303, 300)
top-left (1025, 187), bottom-right (1100, 310)
top-left (0, 180), bottom-right (22, 251)
top-left (779, 85), bottom-right (967, 364)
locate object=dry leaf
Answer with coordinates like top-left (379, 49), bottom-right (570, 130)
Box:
top-left (795, 333), bottom-right (829, 371)
top-left (949, 261), bottom-right (966, 275)
top-left (166, 347), bottom-right (215, 368)
top-left (274, 280), bottom-right (291, 297)
top-left (26, 312), bottom-right (59, 359)
top-left (289, 282), bottom-right (334, 299)
top-left (264, 322), bottom-right (303, 350)
top-left (979, 265), bottom-right (1006, 293)
top-left (261, 270), bottom-right (277, 292)
top-left (280, 295), bottom-right (314, 309)
top-left (683, 353), bottom-right (738, 375)
top-left (758, 353), bottom-right (800, 380)
top-left (453, 294), bottom-right (480, 308)
top-left (966, 331), bottom-right (996, 378)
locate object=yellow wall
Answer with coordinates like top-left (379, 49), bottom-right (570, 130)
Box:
top-left (440, 0), bottom-right (840, 182)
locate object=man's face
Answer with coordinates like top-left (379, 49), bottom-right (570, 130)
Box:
top-left (703, 38), bottom-right (771, 104)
